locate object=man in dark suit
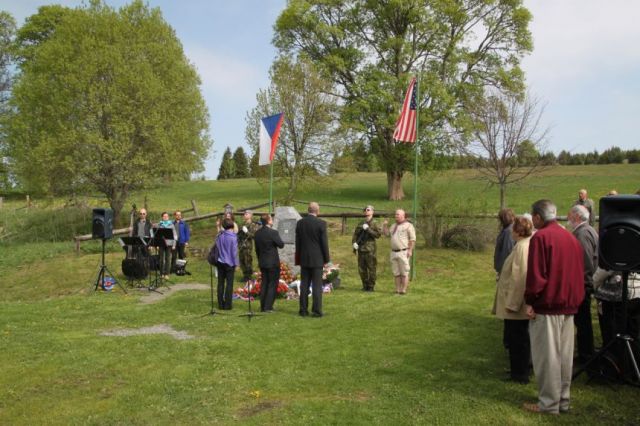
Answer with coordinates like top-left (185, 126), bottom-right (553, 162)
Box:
top-left (295, 202), bottom-right (330, 317)
top-left (254, 214), bottom-right (285, 312)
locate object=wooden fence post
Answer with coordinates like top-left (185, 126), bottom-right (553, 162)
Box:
top-left (191, 199), bottom-right (199, 217)
top-left (341, 216), bottom-right (347, 235)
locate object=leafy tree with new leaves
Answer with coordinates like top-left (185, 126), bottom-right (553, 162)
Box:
top-left (0, 11), bottom-right (16, 189)
top-left (5, 1), bottom-right (211, 223)
top-left (232, 147), bottom-right (250, 178)
top-left (245, 55), bottom-right (339, 201)
top-left (217, 147), bottom-right (235, 180)
top-left (275, 0), bottom-right (532, 200)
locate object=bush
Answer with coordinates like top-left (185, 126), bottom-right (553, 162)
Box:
top-left (441, 225), bottom-right (487, 251)
top-left (418, 175), bottom-right (489, 250)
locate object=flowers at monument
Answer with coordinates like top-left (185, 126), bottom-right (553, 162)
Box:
top-left (322, 263), bottom-right (340, 284)
top-left (234, 262), bottom-right (297, 300)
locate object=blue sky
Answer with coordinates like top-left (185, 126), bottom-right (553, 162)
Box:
top-left (2, 0), bottom-right (639, 178)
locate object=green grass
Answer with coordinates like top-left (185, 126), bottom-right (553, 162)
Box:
top-left (1, 164), bottom-right (639, 424)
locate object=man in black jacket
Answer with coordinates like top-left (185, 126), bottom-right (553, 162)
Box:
top-left (254, 214), bottom-right (285, 312)
top-left (569, 204), bottom-right (598, 364)
top-left (295, 202), bottom-right (330, 317)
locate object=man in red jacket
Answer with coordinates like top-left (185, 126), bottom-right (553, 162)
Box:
top-left (523, 199), bottom-right (585, 415)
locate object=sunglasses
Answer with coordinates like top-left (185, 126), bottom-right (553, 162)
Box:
top-left (140, 213), bottom-right (147, 215)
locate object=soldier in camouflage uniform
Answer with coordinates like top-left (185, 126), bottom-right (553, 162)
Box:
top-left (238, 210), bottom-right (260, 282)
top-left (352, 205), bottom-right (382, 291)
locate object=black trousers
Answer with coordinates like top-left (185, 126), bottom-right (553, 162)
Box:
top-left (300, 266), bottom-right (323, 315)
top-left (504, 319), bottom-right (530, 381)
top-left (259, 267), bottom-right (280, 311)
top-left (574, 293), bottom-right (595, 362)
top-left (159, 246), bottom-right (172, 275)
top-left (216, 263), bottom-right (235, 309)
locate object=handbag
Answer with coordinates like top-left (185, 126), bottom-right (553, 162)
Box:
top-left (594, 273), bottom-right (623, 302)
top-left (207, 234), bottom-right (221, 266)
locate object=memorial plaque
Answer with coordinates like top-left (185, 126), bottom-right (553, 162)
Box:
top-left (277, 219), bottom-right (297, 244)
top-left (273, 206), bottom-right (302, 274)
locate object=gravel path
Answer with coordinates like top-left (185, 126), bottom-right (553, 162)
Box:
top-left (100, 324), bottom-right (195, 340)
top-left (136, 283), bottom-right (210, 304)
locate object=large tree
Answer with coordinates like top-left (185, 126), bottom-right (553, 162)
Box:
top-left (245, 55), bottom-right (339, 201)
top-left (460, 91), bottom-right (549, 208)
top-left (232, 147), bottom-right (250, 178)
top-left (275, 0), bottom-right (532, 200)
top-left (217, 147), bottom-right (234, 180)
top-left (0, 12), bottom-right (17, 189)
top-left (5, 1), bottom-right (211, 222)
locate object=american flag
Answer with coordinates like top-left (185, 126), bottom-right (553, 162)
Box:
top-left (393, 77), bottom-right (417, 143)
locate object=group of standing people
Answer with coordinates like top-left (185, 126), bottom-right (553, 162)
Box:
top-left (129, 208), bottom-right (190, 280)
top-left (493, 188), bottom-right (640, 415)
top-left (351, 206), bottom-right (416, 295)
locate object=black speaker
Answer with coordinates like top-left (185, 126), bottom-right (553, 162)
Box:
top-left (598, 195), bottom-right (640, 271)
top-left (92, 208), bottom-right (114, 239)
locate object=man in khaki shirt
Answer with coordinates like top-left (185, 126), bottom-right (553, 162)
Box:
top-left (383, 209), bottom-right (416, 294)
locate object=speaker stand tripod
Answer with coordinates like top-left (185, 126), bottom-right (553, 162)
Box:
top-left (93, 238), bottom-right (127, 294)
top-left (573, 271), bottom-right (640, 386)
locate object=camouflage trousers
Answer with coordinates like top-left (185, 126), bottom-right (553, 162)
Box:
top-left (239, 249), bottom-right (253, 281)
top-left (357, 252), bottom-right (377, 290)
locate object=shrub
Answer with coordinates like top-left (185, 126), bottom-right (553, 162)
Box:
top-left (441, 224), bottom-right (487, 251)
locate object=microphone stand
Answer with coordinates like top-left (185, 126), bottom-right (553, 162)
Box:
top-left (202, 264), bottom-right (224, 317)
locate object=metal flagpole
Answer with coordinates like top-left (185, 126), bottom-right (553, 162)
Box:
top-left (269, 160), bottom-right (274, 215)
top-left (410, 76), bottom-right (420, 281)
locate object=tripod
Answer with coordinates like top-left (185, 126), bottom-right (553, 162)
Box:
top-left (93, 238), bottom-right (127, 294)
top-left (573, 271), bottom-right (640, 386)
top-left (239, 279), bottom-right (261, 321)
top-left (202, 264), bottom-right (225, 317)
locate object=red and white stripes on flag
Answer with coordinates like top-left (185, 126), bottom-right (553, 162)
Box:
top-left (393, 77), bottom-right (417, 143)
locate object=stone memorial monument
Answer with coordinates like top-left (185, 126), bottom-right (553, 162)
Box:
top-left (273, 206), bottom-right (302, 274)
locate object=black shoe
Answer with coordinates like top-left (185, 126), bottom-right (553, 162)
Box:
top-left (311, 312), bottom-right (323, 318)
top-left (299, 311), bottom-right (309, 317)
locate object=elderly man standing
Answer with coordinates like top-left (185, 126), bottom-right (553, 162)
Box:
top-left (568, 204), bottom-right (598, 366)
top-left (574, 189), bottom-right (596, 226)
top-left (352, 205), bottom-right (382, 292)
top-left (383, 209), bottom-right (416, 295)
top-left (523, 199), bottom-right (584, 415)
top-left (295, 202), bottom-right (330, 317)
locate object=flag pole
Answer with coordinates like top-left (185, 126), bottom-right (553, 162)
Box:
top-left (410, 76), bottom-right (420, 281)
top-left (269, 160), bottom-right (274, 215)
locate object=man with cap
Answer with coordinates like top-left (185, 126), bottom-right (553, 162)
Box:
top-left (352, 205), bottom-right (382, 291)
top-left (238, 210), bottom-right (260, 282)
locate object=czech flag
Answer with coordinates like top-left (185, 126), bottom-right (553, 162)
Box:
top-left (259, 112), bottom-right (284, 166)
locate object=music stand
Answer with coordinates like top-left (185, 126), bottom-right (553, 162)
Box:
top-left (93, 238), bottom-right (127, 294)
top-left (148, 228), bottom-right (175, 291)
top-left (119, 236), bottom-right (148, 287)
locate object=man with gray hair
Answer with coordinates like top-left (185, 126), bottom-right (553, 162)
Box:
top-left (568, 204), bottom-right (598, 366)
top-left (523, 199), bottom-right (584, 415)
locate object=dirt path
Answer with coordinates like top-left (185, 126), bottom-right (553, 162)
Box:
top-left (136, 283), bottom-right (210, 304)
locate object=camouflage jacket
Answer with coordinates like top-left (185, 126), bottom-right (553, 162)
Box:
top-left (238, 221), bottom-right (260, 250)
top-left (352, 219), bottom-right (382, 254)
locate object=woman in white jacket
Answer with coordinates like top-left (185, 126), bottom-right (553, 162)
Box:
top-left (494, 216), bottom-right (533, 384)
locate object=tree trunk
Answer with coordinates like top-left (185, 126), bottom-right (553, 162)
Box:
top-left (108, 188), bottom-right (128, 228)
top-left (499, 183), bottom-right (506, 209)
top-left (387, 170), bottom-right (405, 200)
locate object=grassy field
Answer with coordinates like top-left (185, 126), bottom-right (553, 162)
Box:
top-left (1, 165), bottom-right (639, 425)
